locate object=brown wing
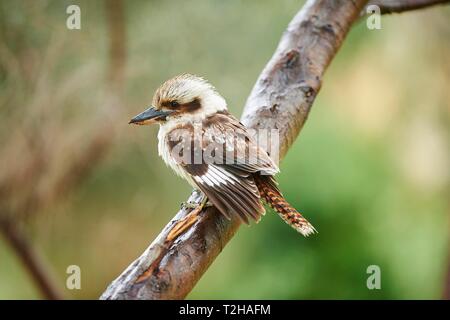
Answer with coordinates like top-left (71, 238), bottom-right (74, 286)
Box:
top-left (179, 111), bottom-right (279, 223)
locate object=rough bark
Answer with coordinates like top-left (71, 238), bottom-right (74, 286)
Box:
top-left (101, 0), bottom-right (449, 300)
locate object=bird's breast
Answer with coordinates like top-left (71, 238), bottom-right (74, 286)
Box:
top-left (157, 126), bottom-right (196, 187)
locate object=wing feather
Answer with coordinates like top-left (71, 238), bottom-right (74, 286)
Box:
top-left (170, 111), bottom-right (279, 223)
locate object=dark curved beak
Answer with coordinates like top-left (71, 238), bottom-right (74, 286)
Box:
top-left (129, 107), bottom-right (173, 125)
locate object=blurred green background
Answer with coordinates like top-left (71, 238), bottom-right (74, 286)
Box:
top-left (0, 0), bottom-right (449, 299)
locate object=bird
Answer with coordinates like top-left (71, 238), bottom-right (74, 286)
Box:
top-left (129, 74), bottom-right (316, 236)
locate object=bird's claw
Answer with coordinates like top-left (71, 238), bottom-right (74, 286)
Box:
top-left (181, 201), bottom-right (197, 210)
top-left (181, 197), bottom-right (213, 211)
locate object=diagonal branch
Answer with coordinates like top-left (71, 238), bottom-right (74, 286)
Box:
top-left (0, 0), bottom-right (127, 300)
top-left (101, 0), bottom-right (448, 300)
top-left (100, 0), bottom-right (367, 299)
top-left (0, 217), bottom-right (63, 300)
top-left (365, 0), bottom-right (449, 14)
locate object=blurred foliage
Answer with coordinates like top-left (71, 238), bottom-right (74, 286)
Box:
top-left (0, 0), bottom-right (449, 299)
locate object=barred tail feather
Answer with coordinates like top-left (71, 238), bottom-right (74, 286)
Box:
top-left (270, 196), bottom-right (317, 237)
top-left (255, 175), bottom-right (316, 237)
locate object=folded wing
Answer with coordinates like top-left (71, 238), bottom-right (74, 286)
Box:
top-left (178, 111), bottom-right (279, 223)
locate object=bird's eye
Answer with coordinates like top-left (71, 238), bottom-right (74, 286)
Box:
top-left (170, 101), bottom-right (179, 108)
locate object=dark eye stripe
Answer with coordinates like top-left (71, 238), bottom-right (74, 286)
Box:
top-left (181, 98), bottom-right (201, 111)
top-left (163, 98), bottom-right (201, 112)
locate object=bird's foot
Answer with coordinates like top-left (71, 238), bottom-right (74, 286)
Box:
top-left (181, 195), bottom-right (212, 210)
top-left (181, 201), bottom-right (213, 210)
top-left (170, 196), bottom-right (211, 241)
top-left (170, 197), bottom-right (214, 241)
top-left (181, 201), bottom-right (198, 210)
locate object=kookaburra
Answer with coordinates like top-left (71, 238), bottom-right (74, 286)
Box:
top-left (129, 74), bottom-right (315, 236)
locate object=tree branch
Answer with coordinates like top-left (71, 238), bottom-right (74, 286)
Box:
top-left (100, 0), bottom-right (366, 300)
top-left (0, 0), bottom-right (127, 299)
top-left (101, 0), bottom-right (448, 300)
top-left (0, 217), bottom-right (63, 300)
top-left (365, 0), bottom-right (449, 15)
top-left (105, 0), bottom-right (126, 92)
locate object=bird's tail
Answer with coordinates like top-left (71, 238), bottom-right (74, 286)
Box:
top-left (255, 175), bottom-right (316, 237)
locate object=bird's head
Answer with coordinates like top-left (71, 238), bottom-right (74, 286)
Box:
top-left (129, 74), bottom-right (227, 126)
